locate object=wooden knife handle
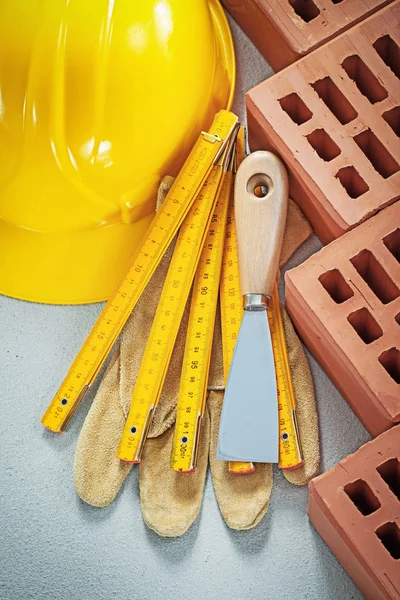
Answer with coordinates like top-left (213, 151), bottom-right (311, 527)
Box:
top-left (234, 151), bottom-right (289, 298)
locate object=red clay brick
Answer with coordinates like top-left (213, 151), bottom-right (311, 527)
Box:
top-left (285, 202), bottom-right (400, 437)
top-left (222, 0), bottom-right (392, 71)
top-left (308, 426), bottom-right (400, 600)
top-left (247, 3), bottom-right (400, 243)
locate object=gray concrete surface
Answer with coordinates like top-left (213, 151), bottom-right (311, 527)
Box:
top-left (0, 14), bottom-right (370, 600)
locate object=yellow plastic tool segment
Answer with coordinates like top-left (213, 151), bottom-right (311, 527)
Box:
top-left (40, 111), bottom-right (239, 433)
top-left (0, 0), bottom-right (235, 304)
top-left (269, 287), bottom-right (303, 470)
top-left (117, 164), bottom-right (225, 464)
top-left (171, 170), bottom-right (233, 473)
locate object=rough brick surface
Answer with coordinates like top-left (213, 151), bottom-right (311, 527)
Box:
top-left (285, 202), bottom-right (400, 437)
top-left (308, 426), bottom-right (400, 600)
top-left (222, 0), bottom-right (392, 71)
top-left (247, 3), bottom-right (400, 243)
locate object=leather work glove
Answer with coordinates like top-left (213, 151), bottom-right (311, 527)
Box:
top-left (74, 178), bottom-right (320, 536)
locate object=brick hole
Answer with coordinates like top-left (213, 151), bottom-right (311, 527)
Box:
top-left (344, 479), bottom-right (381, 516)
top-left (377, 458), bottom-right (400, 501)
top-left (347, 307), bottom-right (383, 344)
top-left (373, 35), bottom-right (400, 80)
top-left (336, 166), bottom-right (369, 198)
top-left (330, 0), bottom-right (344, 3)
top-left (319, 269), bottom-right (354, 303)
top-left (351, 249), bottom-right (400, 304)
top-left (353, 129), bottom-right (400, 179)
top-left (312, 77), bottom-right (357, 125)
top-left (306, 129), bottom-right (341, 161)
top-left (279, 93), bottom-right (312, 125)
top-left (379, 347), bottom-right (400, 384)
top-left (396, 313), bottom-right (400, 325)
top-left (383, 106), bottom-right (400, 137)
top-left (288, 0), bottom-right (320, 22)
top-left (376, 522), bottom-right (400, 559)
top-left (342, 55), bottom-right (388, 104)
top-left (383, 228), bottom-right (400, 263)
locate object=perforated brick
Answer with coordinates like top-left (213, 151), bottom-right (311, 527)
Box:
top-left (285, 202), bottom-right (400, 437)
top-left (222, 0), bottom-right (392, 71)
top-left (247, 3), bottom-right (400, 243)
top-left (308, 426), bottom-right (400, 600)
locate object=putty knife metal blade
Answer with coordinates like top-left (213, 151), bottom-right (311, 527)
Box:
top-left (217, 309), bottom-right (279, 462)
top-left (217, 150), bottom-right (289, 463)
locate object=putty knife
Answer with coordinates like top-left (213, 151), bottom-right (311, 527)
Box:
top-left (217, 151), bottom-right (289, 463)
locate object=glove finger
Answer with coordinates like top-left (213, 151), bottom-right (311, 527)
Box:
top-left (281, 307), bottom-right (320, 486)
top-left (139, 408), bottom-right (210, 537)
top-left (74, 348), bottom-right (133, 507)
top-left (208, 390), bottom-right (273, 531)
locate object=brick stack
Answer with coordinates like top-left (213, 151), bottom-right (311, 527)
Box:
top-left (236, 3), bottom-right (400, 597)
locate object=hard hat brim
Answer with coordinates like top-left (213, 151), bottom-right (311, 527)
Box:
top-left (0, 214), bottom-right (153, 304)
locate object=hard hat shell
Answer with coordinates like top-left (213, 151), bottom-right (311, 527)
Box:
top-left (0, 0), bottom-right (235, 304)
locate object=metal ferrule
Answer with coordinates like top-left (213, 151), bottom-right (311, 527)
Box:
top-left (214, 123), bottom-right (239, 171)
top-left (243, 293), bottom-right (270, 311)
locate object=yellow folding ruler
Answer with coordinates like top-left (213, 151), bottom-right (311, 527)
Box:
top-left (117, 129), bottom-right (238, 463)
top-left (41, 110), bottom-right (239, 433)
top-left (167, 127), bottom-right (303, 473)
top-left (170, 143), bottom-right (235, 473)
top-left (269, 286), bottom-right (303, 470)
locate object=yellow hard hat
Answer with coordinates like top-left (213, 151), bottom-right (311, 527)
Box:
top-left (0, 0), bottom-right (235, 304)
